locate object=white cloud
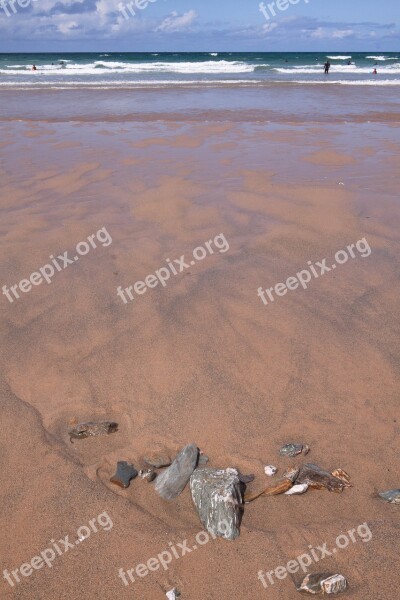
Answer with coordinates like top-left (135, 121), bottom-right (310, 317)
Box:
top-left (263, 22), bottom-right (278, 33)
top-left (332, 29), bottom-right (354, 39)
top-left (155, 10), bottom-right (198, 33)
top-left (58, 20), bottom-right (78, 33)
top-left (311, 26), bottom-right (356, 40)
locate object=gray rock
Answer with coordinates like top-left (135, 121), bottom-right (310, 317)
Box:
top-left (378, 489), bottom-right (400, 504)
top-left (280, 443), bottom-right (310, 458)
top-left (190, 467), bottom-right (244, 540)
top-left (155, 444), bottom-right (199, 500)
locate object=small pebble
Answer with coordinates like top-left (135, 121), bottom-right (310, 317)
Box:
top-left (139, 468), bottom-right (156, 482)
top-left (264, 465), bottom-right (278, 477)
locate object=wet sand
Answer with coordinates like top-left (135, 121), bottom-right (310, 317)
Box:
top-left (1, 102), bottom-right (400, 599)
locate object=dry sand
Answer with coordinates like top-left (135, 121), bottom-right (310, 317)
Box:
top-left (0, 114), bottom-right (399, 599)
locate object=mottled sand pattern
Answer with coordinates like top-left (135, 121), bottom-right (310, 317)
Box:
top-left (1, 117), bottom-right (400, 599)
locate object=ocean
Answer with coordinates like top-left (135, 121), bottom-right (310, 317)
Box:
top-left (1, 52), bottom-right (400, 89)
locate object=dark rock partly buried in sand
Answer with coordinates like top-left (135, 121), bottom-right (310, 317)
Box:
top-left (295, 464), bottom-right (349, 493)
top-left (110, 461), bottom-right (138, 488)
top-left (69, 421), bottom-right (118, 443)
top-left (155, 444), bottom-right (199, 500)
top-left (237, 471), bottom-right (255, 484)
top-left (378, 489), bottom-right (400, 504)
top-left (190, 467), bottom-right (244, 540)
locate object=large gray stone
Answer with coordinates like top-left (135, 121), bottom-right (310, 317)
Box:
top-left (190, 467), bottom-right (244, 540)
top-left (155, 444), bottom-right (199, 500)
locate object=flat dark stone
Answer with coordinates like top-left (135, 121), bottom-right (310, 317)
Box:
top-left (144, 452), bottom-right (171, 468)
top-left (155, 444), bottom-right (199, 500)
top-left (296, 464), bottom-right (345, 493)
top-left (110, 461), bottom-right (138, 488)
top-left (190, 467), bottom-right (244, 540)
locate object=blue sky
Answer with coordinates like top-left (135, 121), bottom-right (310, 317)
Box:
top-left (0, 0), bottom-right (399, 52)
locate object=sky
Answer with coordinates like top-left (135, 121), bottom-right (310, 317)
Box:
top-left (0, 0), bottom-right (399, 52)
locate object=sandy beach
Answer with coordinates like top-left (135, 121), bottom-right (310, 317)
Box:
top-left (1, 82), bottom-right (400, 600)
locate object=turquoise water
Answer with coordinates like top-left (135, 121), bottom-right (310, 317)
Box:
top-left (0, 52), bottom-right (399, 89)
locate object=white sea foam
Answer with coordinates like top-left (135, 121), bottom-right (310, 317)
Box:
top-left (274, 64), bottom-right (400, 74)
top-left (326, 55), bottom-right (352, 60)
top-left (0, 79), bottom-right (261, 88)
top-left (366, 55), bottom-right (399, 61)
top-left (1, 60), bottom-right (257, 75)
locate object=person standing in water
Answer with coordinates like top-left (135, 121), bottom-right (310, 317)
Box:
top-left (32, 64), bottom-right (37, 71)
top-left (324, 61), bottom-right (331, 74)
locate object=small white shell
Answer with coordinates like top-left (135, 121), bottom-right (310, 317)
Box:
top-left (166, 589), bottom-right (179, 600)
top-left (284, 483), bottom-right (309, 495)
top-left (264, 465), bottom-right (278, 476)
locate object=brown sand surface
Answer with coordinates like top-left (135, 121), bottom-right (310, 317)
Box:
top-left (1, 115), bottom-right (400, 599)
